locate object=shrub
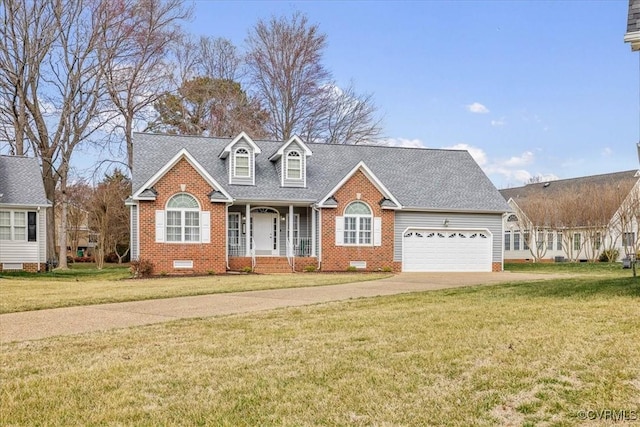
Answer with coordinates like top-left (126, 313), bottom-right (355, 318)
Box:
top-left (130, 258), bottom-right (153, 278)
top-left (242, 266), bottom-right (253, 273)
top-left (381, 266), bottom-right (393, 272)
top-left (346, 266), bottom-right (357, 272)
top-left (599, 249), bottom-right (619, 263)
top-left (303, 265), bottom-right (317, 272)
top-left (207, 270), bottom-right (216, 275)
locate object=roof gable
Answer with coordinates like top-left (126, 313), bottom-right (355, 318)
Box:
top-left (317, 161), bottom-right (401, 209)
top-left (132, 148), bottom-right (232, 202)
top-left (218, 132), bottom-right (261, 159)
top-left (268, 135), bottom-right (312, 161)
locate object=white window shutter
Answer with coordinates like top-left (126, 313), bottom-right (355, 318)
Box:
top-left (335, 216), bottom-right (344, 246)
top-left (155, 210), bottom-right (165, 243)
top-left (373, 217), bottom-right (382, 246)
top-left (201, 211), bottom-right (211, 243)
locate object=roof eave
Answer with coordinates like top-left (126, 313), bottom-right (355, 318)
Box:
top-left (624, 31), bottom-right (640, 50)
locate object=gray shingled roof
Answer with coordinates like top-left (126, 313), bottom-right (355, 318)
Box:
top-left (500, 170), bottom-right (639, 203)
top-left (0, 155), bottom-right (50, 206)
top-left (132, 133), bottom-right (509, 213)
top-left (628, 0), bottom-right (640, 34)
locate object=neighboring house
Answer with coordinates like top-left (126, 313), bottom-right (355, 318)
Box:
top-left (0, 155), bottom-right (51, 272)
top-left (128, 132), bottom-right (509, 274)
top-left (500, 170), bottom-right (640, 262)
top-left (625, 0), bottom-right (640, 51)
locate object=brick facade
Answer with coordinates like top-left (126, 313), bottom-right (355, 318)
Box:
top-left (320, 169), bottom-right (399, 272)
top-left (492, 262), bottom-right (503, 272)
top-left (138, 158), bottom-right (227, 274)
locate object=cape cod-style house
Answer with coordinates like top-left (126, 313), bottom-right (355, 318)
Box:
top-left (128, 132), bottom-right (509, 274)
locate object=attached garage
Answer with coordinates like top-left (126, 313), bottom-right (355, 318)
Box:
top-left (402, 228), bottom-right (492, 272)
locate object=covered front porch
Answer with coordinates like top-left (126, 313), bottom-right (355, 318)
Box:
top-left (227, 203), bottom-right (319, 265)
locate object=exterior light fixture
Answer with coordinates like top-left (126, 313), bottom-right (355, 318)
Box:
top-left (443, 219), bottom-right (449, 227)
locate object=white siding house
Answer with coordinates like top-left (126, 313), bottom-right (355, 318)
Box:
top-left (0, 156), bottom-right (51, 272)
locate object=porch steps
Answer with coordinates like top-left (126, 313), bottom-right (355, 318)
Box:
top-left (254, 257), bottom-right (294, 274)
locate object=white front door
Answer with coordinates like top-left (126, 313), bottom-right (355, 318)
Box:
top-left (252, 213), bottom-right (278, 255)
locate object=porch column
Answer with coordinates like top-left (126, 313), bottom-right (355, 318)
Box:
top-left (245, 203), bottom-right (251, 257)
top-left (288, 204), bottom-right (294, 257)
top-left (311, 207), bottom-right (316, 257)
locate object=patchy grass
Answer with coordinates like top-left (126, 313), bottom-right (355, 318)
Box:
top-left (0, 273), bottom-right (391, 314)
top-left (2, 276), bottom-right (638, 426)
top-left (505, 261), bottom-right (632, 276)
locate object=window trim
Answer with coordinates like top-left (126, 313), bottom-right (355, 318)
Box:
top-left (343, 201), bottom-right (373, 246)
top-left (0, 210), bottom-right (34, 242)
top-left (233, 147), bottom-right (251, 178)
top-left (285, 150), bottom-right (302, 180)
top-left (165, 193), bottom-right (201, 243)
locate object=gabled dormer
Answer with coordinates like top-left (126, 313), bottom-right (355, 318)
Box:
top-left (268, 135), bottom-right (312, 188)
top-left (219, 132), bottom-right (261, 186)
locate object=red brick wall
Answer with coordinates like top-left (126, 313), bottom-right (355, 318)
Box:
top-left (492, 262), bottom-right (503, 272)
top-left (320, 169), bottom-right (398, 272)
top-left (138, 158), bottom-right (227, 274)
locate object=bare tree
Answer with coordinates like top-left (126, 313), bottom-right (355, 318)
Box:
top-left (89, 169), bottom-right (131, 269)
top-left (0, 0), bottom-right (119, 268)
top-left (317, 83), bottom-right (383, 144)
top-left (197, 36), bottom-right (243, 82)
top-left (98, 0), bottom-right (190, 172)
top-left (246, 12), bottom-right (330, 141)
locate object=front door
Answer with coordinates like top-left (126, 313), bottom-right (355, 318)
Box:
top-left (252, 212), bottom-right (278, 255)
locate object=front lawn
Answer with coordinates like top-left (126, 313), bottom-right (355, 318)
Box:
top-left (505, 261), bottom-right (632, 276)
top-left (2, 276), bottom-right (638, 426)
top-left (0, 272), bottom-right (391, 314)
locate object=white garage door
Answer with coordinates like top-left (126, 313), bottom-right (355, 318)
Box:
top-left (402, 229), bottom-right (492, 272)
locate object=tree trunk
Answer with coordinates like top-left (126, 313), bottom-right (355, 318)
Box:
top-left (57, 168), bottom-right (69, 270)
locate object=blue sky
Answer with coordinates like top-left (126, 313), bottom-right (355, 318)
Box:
top-left (189, 0), bottom-right (639, 188)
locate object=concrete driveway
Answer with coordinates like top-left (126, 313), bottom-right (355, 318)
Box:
top-left (0, 272), bottom-right (567, 343)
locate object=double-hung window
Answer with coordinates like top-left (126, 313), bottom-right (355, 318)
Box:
top-left (0, 211), bottom-right (33, 241)
top-left (286, 150), bottom-right (302, 180)
top-left (166, 194), bottom-right (200, 242)
top-left (234, 148), bottom-right (250, 178)
top-left (344, 201), bottom-right (372, 245)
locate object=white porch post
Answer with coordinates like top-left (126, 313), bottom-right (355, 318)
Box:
top-left (288, 204), bottom-right (294, 256)
top-left (311, 207), bottom-right (317, 257)
top-left (245, 204), bottom-right (251, 257)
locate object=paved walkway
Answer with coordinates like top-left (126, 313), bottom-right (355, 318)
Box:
top-left (1, 272), bottom-right (567, 343)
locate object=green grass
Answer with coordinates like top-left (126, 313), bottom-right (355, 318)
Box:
top-left (0, 263), bottom-right (131, 281)
top-left (505, 261), bottom-right (632, 276)
top-left (0, 272), bottom-right (391, 314)
top-left (2, 276), bottom-right (638, 426)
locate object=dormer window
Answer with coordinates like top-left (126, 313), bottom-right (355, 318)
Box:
top-left (234, 148), bottom-right (250, 178)
top-left (286, 150), bottom-right (302, 180)
top-left (269, 135), bottom-right (312, 188)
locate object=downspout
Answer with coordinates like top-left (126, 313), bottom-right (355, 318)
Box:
top-left (37, 206), bottom-right (41, 272)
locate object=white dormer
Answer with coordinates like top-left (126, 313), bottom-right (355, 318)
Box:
top-left (219, 132), bottom-right (261, 186)
top-left (269, 135), bottom-right (312, 188)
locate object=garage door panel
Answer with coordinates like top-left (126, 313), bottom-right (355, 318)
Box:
top-left (402, 228), bottom-right (491, 272)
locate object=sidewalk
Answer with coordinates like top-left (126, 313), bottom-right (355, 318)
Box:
top-left (1, 272), bottom-right (565, 343)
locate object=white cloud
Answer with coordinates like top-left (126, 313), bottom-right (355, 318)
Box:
top-left (466, 102), bottom-right (489, 114)
top-left (503, 151), bottom-right (534, 167)
top-left (442, 143), bottom-right (488, 166)
top-left (491, 117), bottom-right (506, 127)
top-left (601, 147), bottom-right (613, 157)
top-left (381, 137), bottom-right (425, 148)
